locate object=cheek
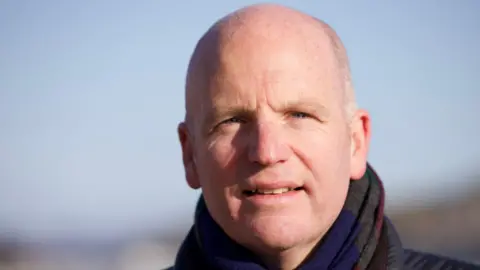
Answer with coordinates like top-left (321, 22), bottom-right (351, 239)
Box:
top-left (206, 134), bottom-right (239, 169)
top-left (292, 132), bottom-right (351, 227)
top-left (291, 126), bottom-right (352, 188)
top-left (292, 124), bottom-right (350, 161)
top-left (197, 133), bottom-right (244, 191)
top-left (198, 135), bottom-right (246, 223)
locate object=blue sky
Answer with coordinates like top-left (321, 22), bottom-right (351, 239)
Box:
top-left (1, 1), bottom-right (479, 240)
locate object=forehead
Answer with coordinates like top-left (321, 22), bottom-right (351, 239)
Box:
top-left (209, 31), bottom-right (341, 107)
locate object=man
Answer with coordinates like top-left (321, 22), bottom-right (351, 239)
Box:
top-left (170, 3), bottom-right (479, 269)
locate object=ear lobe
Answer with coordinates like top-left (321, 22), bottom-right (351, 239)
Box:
top-left (349, 110), bottom-right (371, 180)
top-left (178, 122), bottom-right (201, 189)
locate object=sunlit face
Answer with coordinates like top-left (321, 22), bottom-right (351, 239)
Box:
top-left (178, 29), bottom-right (369, 255)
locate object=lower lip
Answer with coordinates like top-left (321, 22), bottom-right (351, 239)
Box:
top-left (243, 189), bottom-right (303, 205)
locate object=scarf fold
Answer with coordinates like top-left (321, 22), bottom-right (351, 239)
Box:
top-left (174, 164), bottom-right (388, 270)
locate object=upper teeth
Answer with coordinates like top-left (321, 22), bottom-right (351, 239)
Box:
top-left (253, 188), bottom-right (293, 194)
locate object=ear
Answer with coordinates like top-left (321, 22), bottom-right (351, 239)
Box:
top-left (177, 122), bottom-right (201, 189)
top-left (349, 109), bottom-right (371, 180)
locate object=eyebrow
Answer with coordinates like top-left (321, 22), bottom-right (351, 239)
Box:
top-left (280, 99), bottom-right (330, 116)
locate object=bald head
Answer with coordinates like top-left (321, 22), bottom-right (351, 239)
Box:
top-left (184, 3), bottom-right (356, 132)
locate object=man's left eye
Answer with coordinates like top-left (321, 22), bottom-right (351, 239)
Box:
top-left (290, 112), bottom-right (311, 118)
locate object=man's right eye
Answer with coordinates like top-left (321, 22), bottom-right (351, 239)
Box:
top-left (209, 117), bottom-right (245, 134)
top-left (220, 117), bottom-right (244, 125)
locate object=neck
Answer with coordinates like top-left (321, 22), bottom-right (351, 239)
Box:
top-left (262, 248), bottom-right (310, 270)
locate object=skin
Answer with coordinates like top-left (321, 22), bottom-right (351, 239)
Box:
top-left (177, 4), bottom-right (371, 269)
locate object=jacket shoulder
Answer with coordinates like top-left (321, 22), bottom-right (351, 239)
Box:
top-left (404, 249), bottom-right (480, 270)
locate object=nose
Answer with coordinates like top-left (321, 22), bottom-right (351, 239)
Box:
top-left (248, 120), bottom-right (292, 165)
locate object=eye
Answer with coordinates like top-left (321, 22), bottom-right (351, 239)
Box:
top-left (220, 117), bottom-right (244, 125)
top-left (289, 112), bottom-right (311, 119)
top-left (209, 116), bottom-right (246, 134)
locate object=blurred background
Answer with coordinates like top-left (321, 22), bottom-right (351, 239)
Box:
top-left (1, 1), bottom-right (479, 269)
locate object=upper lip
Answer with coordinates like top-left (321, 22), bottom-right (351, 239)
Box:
top-left (243, 180), bottom-right (303, 191)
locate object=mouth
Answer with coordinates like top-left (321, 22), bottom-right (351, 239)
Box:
top-left (242, 186), bottom-right (304, 197)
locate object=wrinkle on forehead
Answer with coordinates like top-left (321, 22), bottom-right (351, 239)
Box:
top-left (184, 3), bottom-right (353, 136)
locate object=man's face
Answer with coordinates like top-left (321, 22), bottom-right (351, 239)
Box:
top-left (179, 32), bottom-right (369, 253)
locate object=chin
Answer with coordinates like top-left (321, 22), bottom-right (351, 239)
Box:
top-left (244, 214), bottom-right (316, 251)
